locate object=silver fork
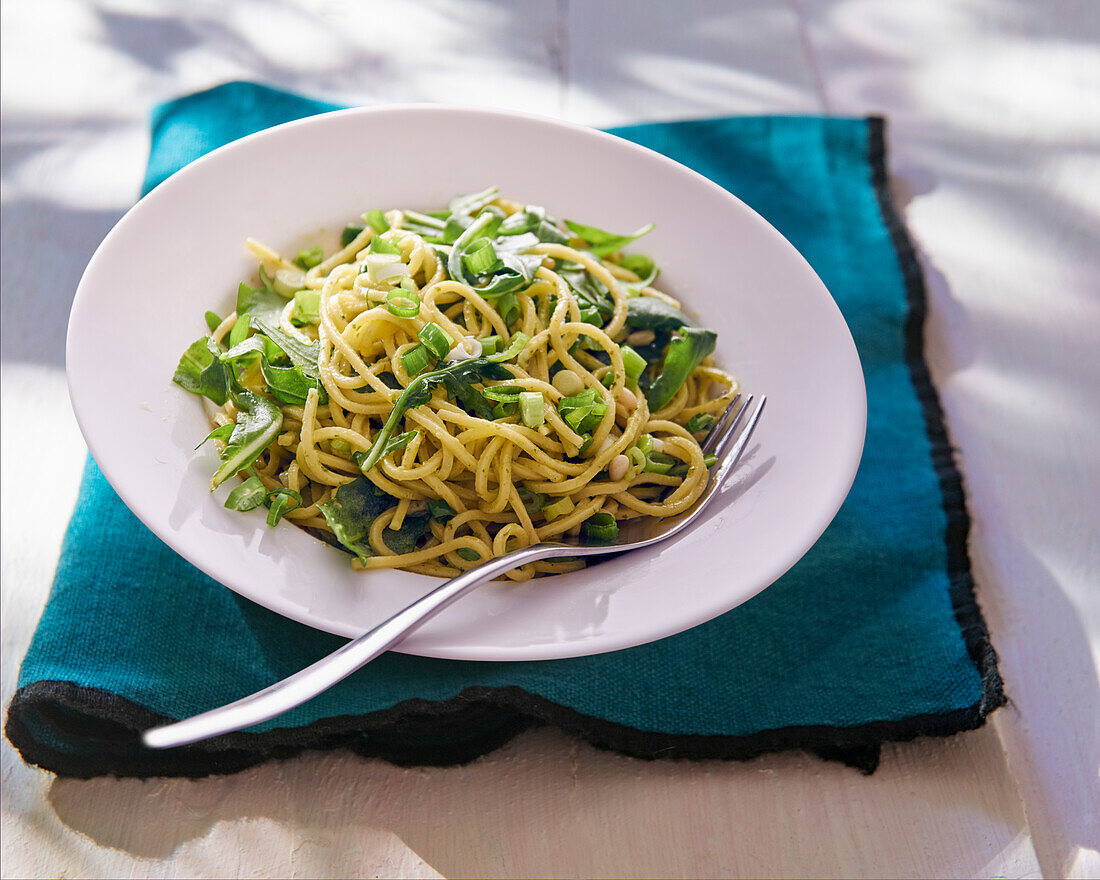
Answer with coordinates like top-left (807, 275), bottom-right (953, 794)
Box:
top-left (144, 393), bottom-right (766, 749)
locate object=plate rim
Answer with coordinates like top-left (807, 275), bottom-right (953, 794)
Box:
top-left (66, 103), bottom-right (867, 661)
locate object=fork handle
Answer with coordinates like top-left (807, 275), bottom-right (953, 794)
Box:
top-left (143, 541), bottom-right (573, 749)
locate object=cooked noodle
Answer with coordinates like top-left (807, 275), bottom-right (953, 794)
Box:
top-left (191, 193), bottom-right (737, 581)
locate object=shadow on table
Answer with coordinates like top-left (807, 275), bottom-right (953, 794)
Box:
top-left (45, 723), bottom-right (1038, 878)
top-left (0, 196), bottom-right (127, 369)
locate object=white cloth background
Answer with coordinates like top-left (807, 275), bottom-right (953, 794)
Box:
top-left (2, 2), bottom-right (1097, 877)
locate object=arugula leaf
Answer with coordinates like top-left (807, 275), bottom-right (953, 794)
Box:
top-left (646, 327), bottom-right (717, 412)
top-left (291, 290), bottom-right (321, 326)
top-left (209, 391), bottom-right (283, 488)
top-left (173, 337), bottom-right (230, 405)
top-left (564, 220), bottom-right (654, 257)
top-left (557, 264), bottom-right (614, 318)
top-left (259, 360), bottom-right (319, 406)
top-left (236, 278), bottom-right (287, 325)
top-left (204, 311), bottom-right (223, 332)
top-left (352, 430), bottom-right (417, 473)
top-left (317, 477), bottom-right (425, 561)
top-left (250, 317), bottom-right (326, 403)
top-left (620, 253), bottom-right (656, 279)
top-left (381, 511), bottom-right (431, 554)
top-left (355, 356), bottom-right (512, 475)
top-left (196, 423), bottom-right (234, 449)
top-left (317, 477), bottom-right (395, 563)
top-left (624, 296), bottom-right (695, 331)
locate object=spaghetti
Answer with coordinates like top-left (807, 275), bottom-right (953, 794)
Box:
top-left (174, 188), bottom-right (737, 581)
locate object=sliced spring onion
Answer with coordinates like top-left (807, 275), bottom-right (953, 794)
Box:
top-left (370, 236), bottom-right (401, 255)
top-left (684, 412), bottom-right (716, 434)
top-left (620, 344), bottom-right (647, 389)
top-left (387, 287), bottom-right (420, 318)
top-left (636, 434), bottom-right (654, 456)
top-left (368, 257), bottom-right (410, 285)
top-left (428, 498), bottom-right (456, 520)
top-left (578, 304), bottom-right (602, 326)
top-left (444, 336), bottom-right (483, 362)
top-left (667, 453), bottom-right (719, 478)
top-left (204, 310), bottom-right (222, 332)
top-left (517, 485), bottom-right (546, 514)
top-left (330, 438), bottom-right (352, 455)
top-left (643, 451), bottom-right (678, 475)
top-left (496, 290), bottom-right (520, 327)
top-left (519, 391), bottom-right (545, 428)
top-left (402, 209), bottom-right (445, 230)
top-left (463, 239), bottom-right (499, 275)
top-left (418, 322), bottom-right (454, 360)
top-left (489, 331), bottom-right (529, 363)
top-left (582, 512), bottom-right (618, 543)
top-left (364, 209), bottom-right (389, 233)
top-left (265, 488), bottom-right (302, 526)
top-left (479, 335), bottom-right (502, 356)
top-left (273, 267), bottom-right (307, 296)
top-left (401, 343), bottom-right (433, 376)
top-left (626, 445), bottom-right (647, 477)
top-left (224, 474), bottom-right (267, 511)
top-left (542, 496), bottom-right (575, 522)
top-left (341, 224), bottom-right (366, 246)
top-left (294, 245), bottom-right (324, 269)
top-left (482, 384), bottom-right (526, 403)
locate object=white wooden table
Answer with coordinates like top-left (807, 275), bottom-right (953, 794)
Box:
top-left (3, 2), bottom-right (1097, 877)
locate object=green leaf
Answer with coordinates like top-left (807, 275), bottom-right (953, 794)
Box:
top-left (381, 511), bottom-right (431, 554)
top-left (210, 391), bottom-right (283, 488)
top-left (259, 359), bottom-right (319, 406)
top-left (355, 356), bottom-right (511, 475)
top-left (173, 337), bottom-right (230, 405)
top-left (620, 253), bottom-right (656, 279)
top-left (647, 327), bottom-right (717, 412)
top-left (564, 220), bottom-right (654, 257)
top-left (427, 498), bottom-right (456, 520)
top-left (316, 477), bottom-right (424, 561)
top-left (341, 224), bottom-right (366, 246)
top-left (317, 477), bottom-right (396, 563)
top-left (624, 296), bottom-right (695, 331)
top-left (229, 313), bottom-right (251, 348)
top-left (291, 290), bottom-right (321, 326)
top-left (236, 279), bottom-right (287, 325)
top-left (250, 318), bottom-right (325, 399)
top-left (204, 311), bottom-right (223, 332)
top-left (196, 423), bottom-right (233, 449)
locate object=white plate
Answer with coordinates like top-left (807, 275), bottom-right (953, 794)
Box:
top-left (67, 105), bottom-right (865, 661)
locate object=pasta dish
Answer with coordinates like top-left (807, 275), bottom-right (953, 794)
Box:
top-left (173, 188), bottom-right (736, 580)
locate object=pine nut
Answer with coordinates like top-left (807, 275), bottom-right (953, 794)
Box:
top-left (552, 370), bottom-right (584, 396)
top-left (608, 454), bottom-right (630, 482)
top-left (615, 387), bottom-right (637, 411)
top-left (626, 329), bottom-right (655, 346)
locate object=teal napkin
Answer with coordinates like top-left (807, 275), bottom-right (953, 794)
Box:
top-left (7, 82), bottom-right (1003, 777)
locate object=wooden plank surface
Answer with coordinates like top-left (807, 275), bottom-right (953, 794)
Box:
top-left (2, 1), bottom-right (1097, 877)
